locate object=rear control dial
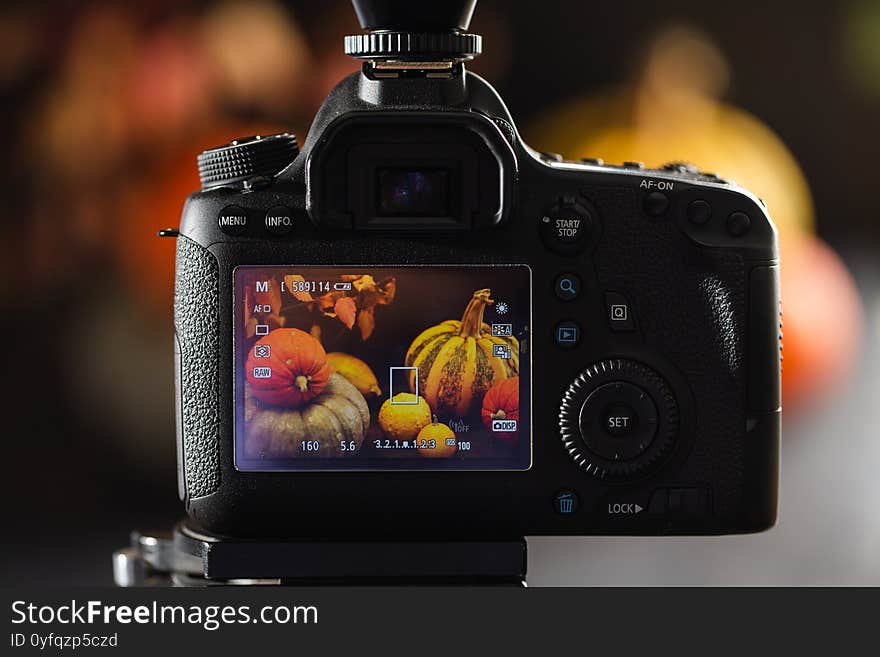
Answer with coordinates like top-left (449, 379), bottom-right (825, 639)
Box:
top-left (559, 360), bottom-right (678, 480)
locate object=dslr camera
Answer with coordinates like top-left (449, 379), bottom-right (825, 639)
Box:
top-left (171, 0), bottom-right (780, 544)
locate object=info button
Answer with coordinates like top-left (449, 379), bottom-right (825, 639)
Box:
top-left (264, 206), bottom-right (295, 236)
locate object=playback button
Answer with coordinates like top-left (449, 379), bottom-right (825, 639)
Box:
top-left (554, 321), bottom-right (581, 349)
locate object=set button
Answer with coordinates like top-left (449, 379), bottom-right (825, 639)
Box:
top-left (601, 400), bottom-right (638, 437)
top-left (579, 381), bottom-right (658, 461)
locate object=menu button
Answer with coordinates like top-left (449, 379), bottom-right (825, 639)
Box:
top-left (218, 205), bottom-right (248, 235)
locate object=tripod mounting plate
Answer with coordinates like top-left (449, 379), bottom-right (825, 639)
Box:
top-left (114, 521), bottom-right (527, 586)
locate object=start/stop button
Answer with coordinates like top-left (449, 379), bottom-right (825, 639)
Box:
top-left (540, 199), bottom-right (594, 254)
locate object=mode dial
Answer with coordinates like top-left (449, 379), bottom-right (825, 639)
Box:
top-left (197, 134), bottom-right (298, 190)
top-left (559, 359), bottom-right (678, 481)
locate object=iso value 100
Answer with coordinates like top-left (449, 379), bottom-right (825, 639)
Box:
top-left (373, 438), bottom-right (470, 450)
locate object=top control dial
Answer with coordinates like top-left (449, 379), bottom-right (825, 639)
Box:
top-left (559, 359), bottom-right (678, 481)
top-left (197, 134), bottom-right (299, 190)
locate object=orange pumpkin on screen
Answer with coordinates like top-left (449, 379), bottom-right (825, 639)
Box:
top-left (246, 328), bottom-right (331, 408)
top-left (481, 376), bottom-right (520, 442)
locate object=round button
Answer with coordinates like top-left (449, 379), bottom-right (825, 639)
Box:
top-left (540, 201), bottom-right (594, 255)
top-left (686, 199), bottom-right (712, 225)
top-left (579, 382), bottom-right (657, 461)
top-left (643, 191), bottom-right (669, 217)
top-left (727, 211), bottom-right (751, 237)
top-left (601, 401), bottom-right (638, 437)
top-left (543, 208), bottom-right (587, 243)
top-left (554, 273), bottom-right (581, 301)
top-left (217, 205), bottom-right (248, 236)
top-left (554, 321), bottom-right (580, 349)
top-left (264, 206), bottom-right (295, 236)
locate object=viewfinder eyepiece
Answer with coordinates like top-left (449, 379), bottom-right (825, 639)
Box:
top-left (345, 0), bottom-right (482, 61)
top-left (351, 0), bottom-right (477, 32)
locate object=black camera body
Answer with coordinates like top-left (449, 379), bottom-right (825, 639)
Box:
top-left (171, 0), bottom-right (780, 540)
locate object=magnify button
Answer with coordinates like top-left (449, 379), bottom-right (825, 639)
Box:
top-left (555, 273), bottom-right (582, 301)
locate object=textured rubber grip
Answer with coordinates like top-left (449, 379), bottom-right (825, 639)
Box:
top-left (174, 236), bottom-right (221, 500)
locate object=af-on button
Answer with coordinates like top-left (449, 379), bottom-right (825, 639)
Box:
top-left (643, 191), bottom-right (669, 217)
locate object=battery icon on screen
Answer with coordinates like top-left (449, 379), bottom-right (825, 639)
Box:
top-left (333, 282), bottom-right (353, 291)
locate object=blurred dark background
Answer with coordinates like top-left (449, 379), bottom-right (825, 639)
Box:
top-left (2, 0), bottom-right (878, 585)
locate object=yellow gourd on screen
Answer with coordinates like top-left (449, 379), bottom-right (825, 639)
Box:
top-left (405, 289), bottom-right (519, 418)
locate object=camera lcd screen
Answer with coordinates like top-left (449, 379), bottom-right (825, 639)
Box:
top-left (234, 265), bottom-right (531, 471)
top-left (377, 168), bottom-right (449, 216)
